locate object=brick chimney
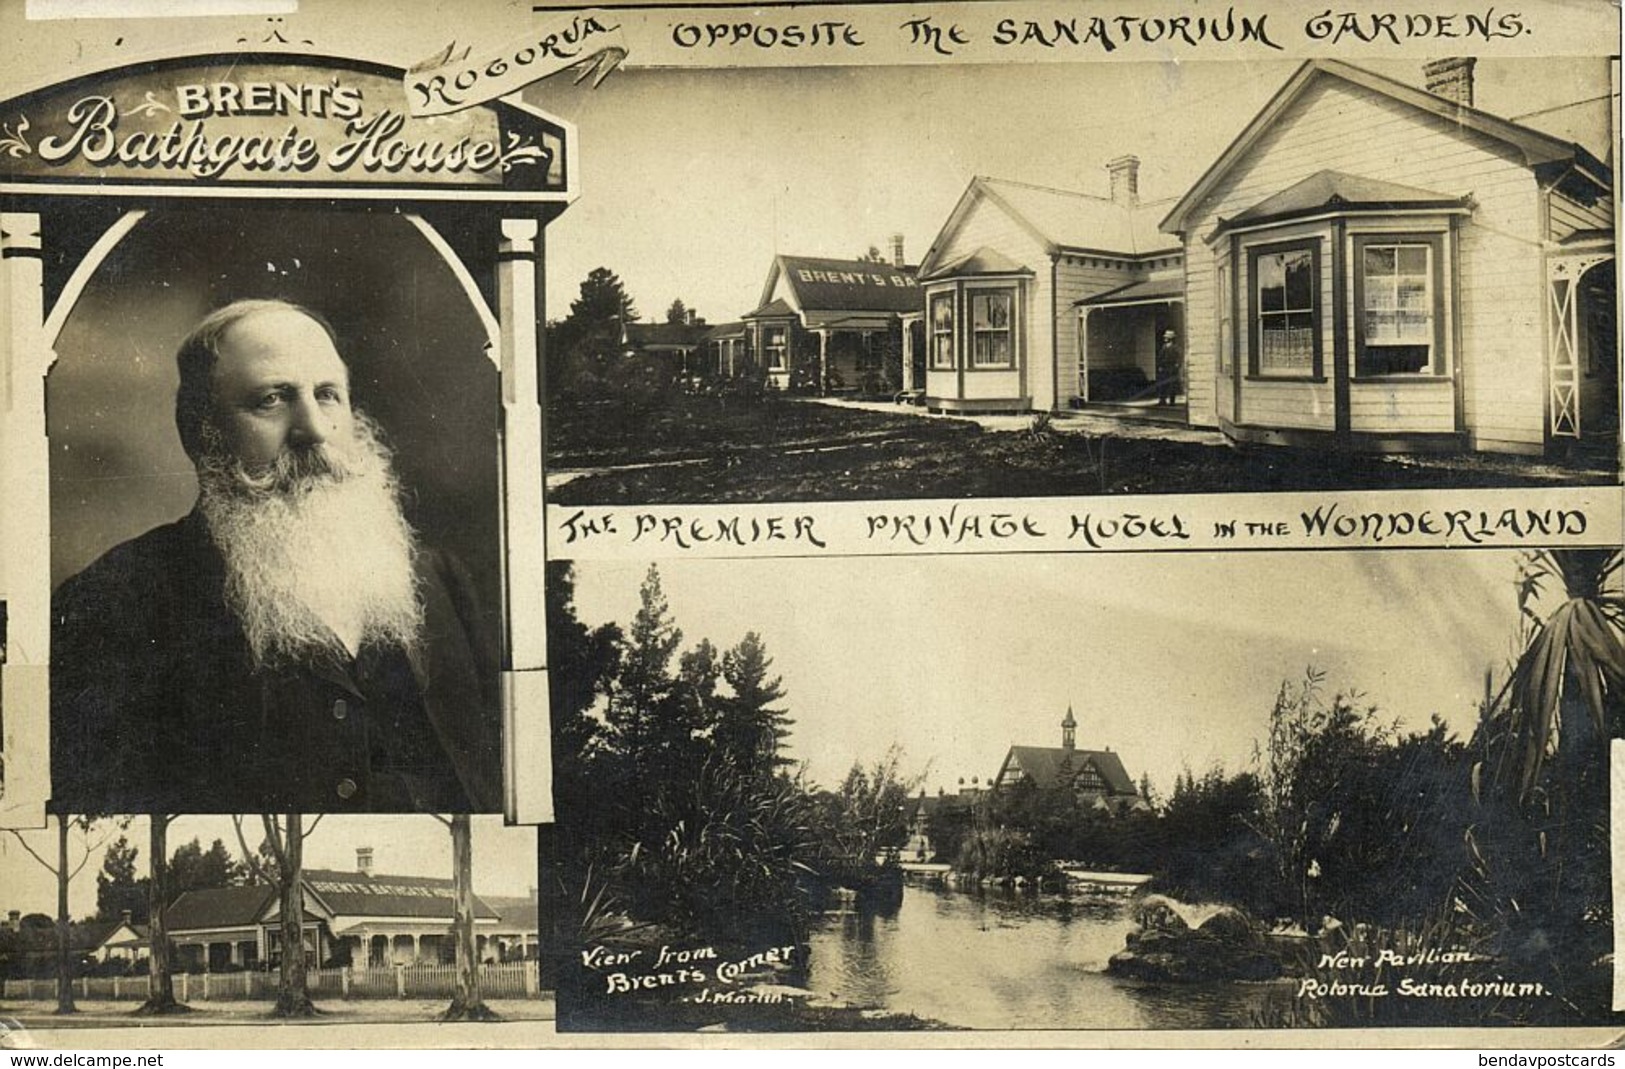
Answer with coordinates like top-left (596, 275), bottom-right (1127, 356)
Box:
top-left (356, 846), bottom-right (373, 876)
top-left (7, 910), bottom-right (19, 932)
top-left (1107, 155), bottom-right (1140, 206)
top-left (1423, 58), bottom-right (1475, 106)
top-left (120, 910), bottom-right (132, 926)
top-left (891, 233), bottom-right (906, 268)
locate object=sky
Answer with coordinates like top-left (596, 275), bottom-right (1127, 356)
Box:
top-left (0, 814), bottom-right (538, 922)
top-left (528, 56), bottom-right (1615, 328)
top-left (564, 550), bottom-right (1536, 800)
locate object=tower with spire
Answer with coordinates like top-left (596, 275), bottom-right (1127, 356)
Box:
top-left (991, 706), bottom-right (1143, 813)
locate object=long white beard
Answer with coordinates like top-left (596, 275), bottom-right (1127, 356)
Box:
top-left (197, 414), bottom-right (424, 669)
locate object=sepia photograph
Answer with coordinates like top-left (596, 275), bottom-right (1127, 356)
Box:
top-left (0, 0), bottom-right (1618, 1054)
top-left (539, 54), bottom-right (1619, 504)
top-left (546, 550), bottom-right (1620, 1032)
top-left (0, 814), bottom-right (547, 1030)
top-left (0, 40), bottom-right (574, 816)
top-left (48, 241), bottom-right (504, 815)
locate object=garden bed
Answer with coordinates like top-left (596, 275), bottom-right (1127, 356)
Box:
top-left (547, 395), bottom-right (1617, 504)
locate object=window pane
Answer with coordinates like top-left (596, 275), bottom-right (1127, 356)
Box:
top-left (1398, 245), bottom-right (1428, 274)
top-left (974, 293), bottom-right (1010, 330)
top-left (1358, 241), bottom-right (1434, 375)
top-left (1364, 247), bottom-right (1396, 274)
top-left (1398, 279), bottom-right (1428, 312)
top-left (1259, 255), bottom-right (1286, 312)
top-left (1260, 312), bottom-right (1315, 372)
top-left (1284, 252), bottom-right (1314, 309)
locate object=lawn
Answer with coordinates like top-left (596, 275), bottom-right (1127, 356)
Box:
top-left (546, 393), bottom-right (1618, 505)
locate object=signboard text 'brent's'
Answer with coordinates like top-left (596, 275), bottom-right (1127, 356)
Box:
top-left (0, 60), bottom-right (567, 193)
top-left (39, 82), bottom-right (510, 179)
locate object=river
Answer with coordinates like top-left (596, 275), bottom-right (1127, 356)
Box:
top-left (801, 884), bottom-right (1292, 1030)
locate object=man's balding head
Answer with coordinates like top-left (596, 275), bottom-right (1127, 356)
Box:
top-left (175, 300), bottom-right (348, 465)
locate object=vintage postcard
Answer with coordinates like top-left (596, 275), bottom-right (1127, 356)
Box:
top-left (0, 0), bottom-right (1619, 1052)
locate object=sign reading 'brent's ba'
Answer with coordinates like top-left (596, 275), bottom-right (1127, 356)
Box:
top-left (796, 268), bottom-right (919, 288)
top-left (0, 57), bottom-right (569, 198)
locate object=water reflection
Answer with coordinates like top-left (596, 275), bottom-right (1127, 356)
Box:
top-left (803, 884), bottom-right (1286, 1030)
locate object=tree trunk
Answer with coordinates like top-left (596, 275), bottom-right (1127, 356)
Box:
top-left (443, 814), bottom-right (499, 1021)
top-left (271, 813), bottom-right (317, 1017)
top-left (136, 816), bottom-right (187, 1015)
top-left (55, 816), bottom-right (76, 1015)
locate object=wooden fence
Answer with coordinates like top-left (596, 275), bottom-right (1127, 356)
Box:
top-left (2, 962), bottom-right (540, 1001)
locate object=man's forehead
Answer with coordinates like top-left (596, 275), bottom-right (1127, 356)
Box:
top-left (214, 309), bottom-right (349, 384)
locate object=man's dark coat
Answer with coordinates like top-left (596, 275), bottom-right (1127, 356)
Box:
top-left (50, 510), bottom-right (503, 814)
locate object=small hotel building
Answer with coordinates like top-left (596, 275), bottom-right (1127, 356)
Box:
top-left (742, 240), bottom-right (921, 393)
top-left (165, 854), bottom-right (535, 971)
top-left (914, 159), bottom-right (1184, 413)
top-left (1161, 58), bottom-right (1615, 454)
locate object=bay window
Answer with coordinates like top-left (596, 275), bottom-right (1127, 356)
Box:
top-left (765, 326), bottom-right (787, 371)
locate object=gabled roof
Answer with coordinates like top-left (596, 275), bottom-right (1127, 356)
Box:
top-left (741, 297), bottom-right (796, 321)
top-left (1162, 59), bottom-right (1611, 234)
top-left (1209, 170), bottom-right (1470, 239)
top-left (168, 885), bottom-right (278, 932)
top-left (920, 176), bottom-right (1180, 276)
top-left (921, 246), bottom-right (1035, 282)
top-left (756, 255), bottom-right (922, 318)
top-left (1002, 746), bottom-right (1137, 796)
top-left (101, 924), bottom-right (149, 950)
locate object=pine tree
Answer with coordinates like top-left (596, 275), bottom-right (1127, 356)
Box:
top-left (549, 267), bottom-right (641, 399)
top-left (605, 565), bottom-right (685, 768)
top-left (718, 632), bottom-right (792, 778)
top-left (570, 266), bottom-right (638, 326)
top-left (96, 836), bottom-right (148, 925)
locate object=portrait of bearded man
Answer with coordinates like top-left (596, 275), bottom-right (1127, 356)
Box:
top-left (50, 299), bottom-right (502, 814)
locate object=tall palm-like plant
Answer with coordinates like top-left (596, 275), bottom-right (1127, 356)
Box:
top-left (1490, 549), bottom-right (1625, 802)
top-left (1464, 549), bottom-right (1623, 1019)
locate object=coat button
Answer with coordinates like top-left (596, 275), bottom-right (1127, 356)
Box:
top-left (336, 778), bottom-right (358, 800)
top-left (333, 699), bottom-right (348, 721)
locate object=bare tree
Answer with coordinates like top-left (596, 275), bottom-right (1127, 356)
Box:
top-left (433, 814), bottom-right (499, 1021)
top-left (6, 815), bottom-right (118, 1014)
top-left (135, 815), bottom-right (188, 1015)
top-left (234, 813), bottom-right (323, 1017)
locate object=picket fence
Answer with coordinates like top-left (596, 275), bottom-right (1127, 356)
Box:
top-left (2, 962), bottom-right (540, 1002)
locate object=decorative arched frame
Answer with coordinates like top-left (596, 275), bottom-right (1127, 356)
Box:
top-left (0, 52), bottom-right (576, 826)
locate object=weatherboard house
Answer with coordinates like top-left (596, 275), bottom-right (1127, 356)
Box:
top-left (742, 238), bottom-right (922, 394)
top-left (914, 157), bottom-right (1186, 415)
top-left (164, 852), bottom-right (536, 972)
top-left (1161, 57), bottom-right (1615, 454)
top-left (993, 708), bottom-right (1143, 813)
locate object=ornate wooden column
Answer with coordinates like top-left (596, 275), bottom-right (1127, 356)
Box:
top-left (497, 218), bottom-right (552, 823)
top-left (1, 210), bottom-right (48, 826)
